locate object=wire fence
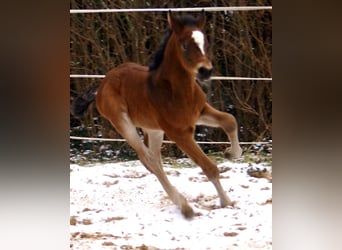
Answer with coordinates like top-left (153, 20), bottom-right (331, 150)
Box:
top-left (70, 136), bottom-right (272, 145)
top-left (70, 74), bottom-right (272, 81)
top-left (70, 4), bottom-right (272, 147)
top-left (70, 6), bottom-right (272, 14)
top-left (70, 6), bottom-right (273, 82)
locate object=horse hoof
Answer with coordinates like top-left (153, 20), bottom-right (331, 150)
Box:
top-left (224, 149), bottom-right (233, 160)
top-left (221, 199), bottom-right (236, 208)
top-left (181, 204), bottom-right (195, 219)
top-left (224, 147), bottom-right (242, 160)
top-left (219, 194), bottom-right (235, 208)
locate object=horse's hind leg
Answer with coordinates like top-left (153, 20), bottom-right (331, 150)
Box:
top-left (106, 114), bottom-right (193, 218)
top-left (143, 129), bottom-right (194, 218)
top-left (197, 103), bottom-right (243, 159)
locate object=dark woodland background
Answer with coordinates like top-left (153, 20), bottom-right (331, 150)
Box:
top-left (70, 0), bottom-right (272, 162)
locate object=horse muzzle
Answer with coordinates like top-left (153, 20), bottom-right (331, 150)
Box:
top-left (197, 66), bottom-right (213, 82)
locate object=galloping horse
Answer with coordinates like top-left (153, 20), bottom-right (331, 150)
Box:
top-left (71, 11), bottom-right (242, 218)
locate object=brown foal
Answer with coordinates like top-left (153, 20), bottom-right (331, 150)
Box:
top-left (71, 11), bottom-right (242, 218)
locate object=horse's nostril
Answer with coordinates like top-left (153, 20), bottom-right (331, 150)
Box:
top-left (198, 67), bottom-right (205, 74)
top-left (198, 67), bottom-right (213, 78)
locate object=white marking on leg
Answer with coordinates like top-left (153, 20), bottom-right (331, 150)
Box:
top-left (192, 30), bottom-right (205, 55)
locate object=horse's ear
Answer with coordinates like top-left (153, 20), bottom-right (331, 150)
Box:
top-left (167, 10), bottom-right (183, 34)
top-left (197, 9), bottom-right (206, 30)
top-left (167, 10), bottom-right (172, 27)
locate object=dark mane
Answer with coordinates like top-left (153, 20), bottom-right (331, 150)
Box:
top-left (178, 14), bottom-right (199, 26)
top-left (148, 29), bottom-right (172, 71)
top-left (148, 14), bottom-right (199, 71)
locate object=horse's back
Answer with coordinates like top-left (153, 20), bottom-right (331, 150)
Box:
top-left (96, 62), bottom-right (160, 129)
top-left (98, 62), bottom-right (148, 94)
top-left (105, 62), bottom-right (148, 85)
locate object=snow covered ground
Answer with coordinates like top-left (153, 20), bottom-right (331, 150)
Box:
top-left (70, 159), bottom-right (272, 250)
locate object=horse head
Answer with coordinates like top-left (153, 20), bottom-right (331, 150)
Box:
top-left (167, 11), bottom-right (213, 83)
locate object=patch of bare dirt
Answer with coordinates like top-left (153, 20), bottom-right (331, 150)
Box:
top-left (247, 167), bottom-right (272, 181)
top-left (191, 194), bottom-right (222, 210)
top-left (103, 180), bottom-right (119, 187)
top-left (82, 218), bottom-right (93, 225)
top-left (165, 169), bottom-right (181, 176)
top-left (260, 198), bottom-right (272, 205)
top-left (219, 166), bottom-right (232, 173)
top-left (224, 232), bottom-right (239, 237)
top-left (104, 216), bottom-right (125, 223)
top-left (70, 216), bottom-right (77, 225)
top-left (188, 176), bottom-right (208, 182)
top-left (119, 244), bottom-right (160, 250)
top-left (102, 241), bottom-right (115, 246)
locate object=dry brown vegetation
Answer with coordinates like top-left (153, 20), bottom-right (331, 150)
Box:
top-left (70, 1), bottom-right (272, 158)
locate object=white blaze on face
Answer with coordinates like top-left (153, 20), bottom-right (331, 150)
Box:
top-left (191, 30), bottom-right (205, 55)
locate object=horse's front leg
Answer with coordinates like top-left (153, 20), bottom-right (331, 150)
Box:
top-left (166, 128), bottom-right (234, 208)
top-left (197, 103), bottom-right (243, 159)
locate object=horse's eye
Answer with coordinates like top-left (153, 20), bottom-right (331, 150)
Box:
top-left (181, 42), bottom-right (189, 51)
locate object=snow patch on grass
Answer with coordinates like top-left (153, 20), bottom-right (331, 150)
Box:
top-left (70, 160), bottom-right (272, 249)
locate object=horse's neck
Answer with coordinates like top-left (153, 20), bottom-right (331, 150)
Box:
top-left (155, 63), bottom-right (193, 95)
top-left (156, 46), bottom-right (195, 91)
top-left (149, 50), bottom-right (207, 112)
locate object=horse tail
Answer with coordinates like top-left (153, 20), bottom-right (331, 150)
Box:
top-left (71, 84), bottom-right (99, 118)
